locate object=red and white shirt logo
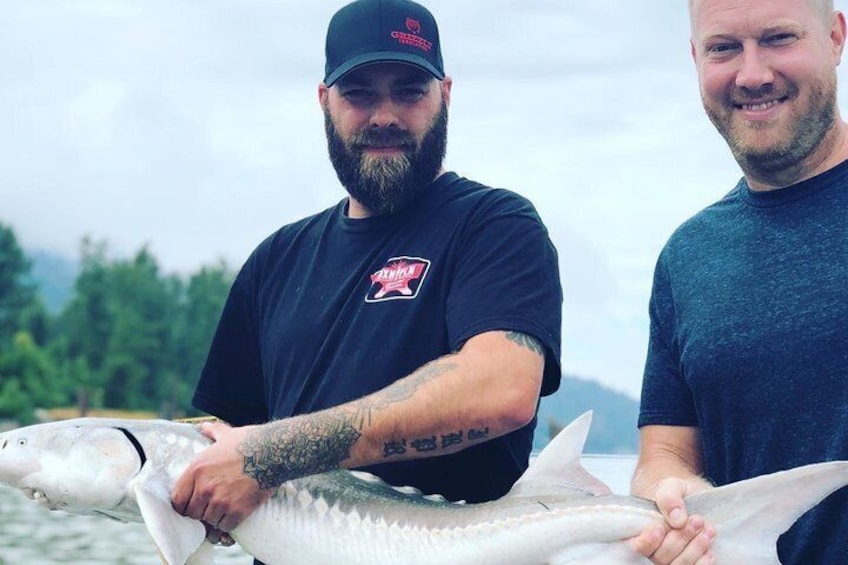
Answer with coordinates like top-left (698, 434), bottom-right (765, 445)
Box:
top-left (366, 256), bottom-right (431, 303)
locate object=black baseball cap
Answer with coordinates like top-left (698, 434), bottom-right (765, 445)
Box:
top-left (323, 0), bottom-right (445, 87)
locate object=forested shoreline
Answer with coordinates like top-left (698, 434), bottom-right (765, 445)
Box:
top-left (0, 220), bottom-right (233, 424)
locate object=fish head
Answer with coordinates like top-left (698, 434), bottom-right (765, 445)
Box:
top-left (0, 420), bottom-right (143, 514)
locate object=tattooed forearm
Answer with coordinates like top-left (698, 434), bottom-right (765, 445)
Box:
top-left (383, 426), bottom-right (491, 459)
top-left (506, 331), bottom-right (544, 355)
top-left (378, 359), bottom-right (457, 405)
top-left (383, 439), bottom-right (407, 457)
top-left (353, 359), bottom-right (458, 429)
top-left (468, 426), bottom-right (490, 441)
top-left (441, 431), bottom-right (463, 449)
top-left (410, 436), bottom-right (438, 452)
top-left (239, 413), bottom-right (362, 489)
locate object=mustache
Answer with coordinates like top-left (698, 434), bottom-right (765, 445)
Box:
top-left (730, 83), bottom-right (795, 104)
top-left (349, 128), bottom-right (417, 150)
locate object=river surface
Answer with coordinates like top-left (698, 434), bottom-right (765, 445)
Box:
top-left (0, 455), bottom-right (636, 564)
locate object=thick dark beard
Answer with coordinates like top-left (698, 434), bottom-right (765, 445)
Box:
top-left (706, 78), bottom-right (837, 183)
top-left (325, 102), bottom-right (448, 216)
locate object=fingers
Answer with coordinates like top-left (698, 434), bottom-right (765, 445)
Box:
top-left (171, 424), bottom-right (265, 532)
top-left (177, 483), bottom-right (247, 531)
top-left (203, 523), bottom-right (236, 546)
top-left (631, 516), bottom-right (716, 565)
top-left (631, 523), bottom-right (670, 557)
top-left (198, 421), bottom-right (231, 441)
top-left (170, 468), bottom-right (196, 516)
top-left (653, 516), bottom-right (715, 564)
top-left (631, 477), bottom-right (715, 565)
top-left (216, 507), bottom-right (248, 533)
top-left (654, 478), bottom-right (689, 528)
top-left (171, 463), bottom-right (216, 521)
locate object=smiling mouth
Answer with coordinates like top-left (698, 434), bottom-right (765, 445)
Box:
top-left (735, 97), bottom-right (789, 111)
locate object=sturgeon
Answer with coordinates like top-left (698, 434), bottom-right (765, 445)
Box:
top-left (0, 413), bottom-right (845, 564)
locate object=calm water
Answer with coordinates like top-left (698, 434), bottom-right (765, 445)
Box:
top-left (0, 456), bottom-right (636, 564)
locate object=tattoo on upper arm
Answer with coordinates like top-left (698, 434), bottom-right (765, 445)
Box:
top-left (239, 413), bottom-right (362, 489)
top-left (506, 331), bottom-right (544, 356)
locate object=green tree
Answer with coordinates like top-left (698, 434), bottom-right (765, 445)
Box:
top-left (101, 247), bottom-right (180, 411)
top-left (54, 238), bottom-right (113, 414)
top-left (49, 239), bottom-right (233, 418)
top-left (0, 331), bottom-right (69, 423)
top-left (169, 259), bottom-right (233, 416)
top-left (0, 222), bottom-right (38, 347)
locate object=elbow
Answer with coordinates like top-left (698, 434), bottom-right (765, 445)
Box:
top-left (494, 370), bottom-right (543, 433)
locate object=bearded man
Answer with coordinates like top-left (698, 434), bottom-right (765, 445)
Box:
top-left (171, 3), bottom-right (562, 562)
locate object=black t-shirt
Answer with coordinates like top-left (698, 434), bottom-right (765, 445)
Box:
top-left (193, 172), bottom-right (562, 503)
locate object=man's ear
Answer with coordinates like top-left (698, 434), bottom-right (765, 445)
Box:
top-left (318, 83), bottom-right (330, 108)
top-left (440, 76), bottom-right (453, 107)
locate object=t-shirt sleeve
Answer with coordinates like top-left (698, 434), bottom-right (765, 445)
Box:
top-left (638, 253), bottom-right (698, 428)
top-left (446, 191), bottom-right (562, 396)
top-left (192, 252), bottom-right (269, 426)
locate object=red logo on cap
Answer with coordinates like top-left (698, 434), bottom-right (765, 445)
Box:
top-left (406, 18), bottom-right (421, 34)
top-left (390, 16), bottom-right (432, 53)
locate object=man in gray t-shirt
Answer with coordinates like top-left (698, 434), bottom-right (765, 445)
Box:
top-left (630, 1), bottom-right (848, 564)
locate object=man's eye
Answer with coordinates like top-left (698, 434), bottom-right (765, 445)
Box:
top-left (396, 89), bottom-right (425, 102)
top-left (706, 43), bottom-right (739, 55)
top-left (765, 33), bottom-right (797, 46)
top-left (343, 90), bottom-right (373, 104)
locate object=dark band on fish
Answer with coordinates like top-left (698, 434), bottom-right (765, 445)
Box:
top-left (116, 427), bottom-right (147, 469)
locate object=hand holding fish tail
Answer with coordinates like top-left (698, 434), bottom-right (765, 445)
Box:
top-left (171, 422), bottom-right (274, 533)
top-left (629, 425), bottom-right (716, 564)
top-left (630, 477), bottom-right (716, 564)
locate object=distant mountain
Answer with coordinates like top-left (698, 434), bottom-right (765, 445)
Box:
top-left (29, 249), bottom-right (78, 313)
top-left (534, 375), bottom-right (639, 454)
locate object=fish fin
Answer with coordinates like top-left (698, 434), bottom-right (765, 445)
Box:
top-left (131, 470), bottom-right (210, 565)
top-left (509, 411), bottom-right (612, 497)
top-left (688, 460), bottom-right (848, 564)
top-left (185, 540), bottom-right (217, 565)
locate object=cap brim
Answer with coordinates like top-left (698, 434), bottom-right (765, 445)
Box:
top-left (324, 51), bottom-right (445, 86)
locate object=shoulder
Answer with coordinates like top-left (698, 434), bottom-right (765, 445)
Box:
top-left (437, 173), bottom-right (547, 227)
top-left (659, 181), bottom-right (744, 262)
top-left (253, 203), bottom-right (341, 259)
top-left (236, 202), bottom-right (342, 280)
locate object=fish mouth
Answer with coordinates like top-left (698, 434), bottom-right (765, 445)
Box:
top-left (22, 487), bottom-right (64, 510)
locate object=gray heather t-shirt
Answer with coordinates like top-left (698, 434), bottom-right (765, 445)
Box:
top-left (639, 160), bottom-right (848, 564)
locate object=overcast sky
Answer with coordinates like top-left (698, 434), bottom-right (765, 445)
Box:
top-left (4, 1), bottom-right (848, 399)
